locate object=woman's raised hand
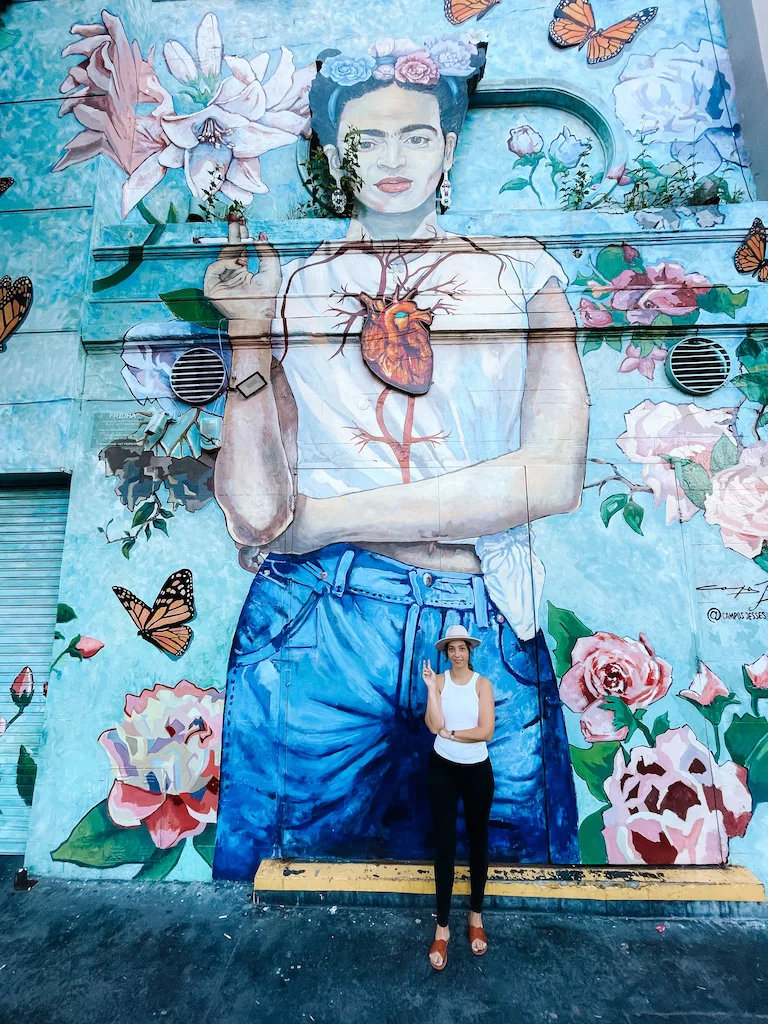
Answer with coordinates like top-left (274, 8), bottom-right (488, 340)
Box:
top-left (203, 231), bottom-right (281, 325)
top-left (422, 659), bottom-right (437, 687)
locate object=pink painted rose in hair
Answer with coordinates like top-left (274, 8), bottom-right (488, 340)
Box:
top-left (602, 727), bottom-right (752, 864)
top-left (394, 51), bottom-right (440, 86)
top-left (745, 654), bottom-right (768, 690)
top-left (560, 631), bottom-right (672, 714)
top-left (703, 442), bottom-right (768, 558)
top-left (99, 680), bottom-right (224, 849)
top-left (617, 400), bottom-right (738, 525)
top-left (610, 261), bottom-right (712, 326)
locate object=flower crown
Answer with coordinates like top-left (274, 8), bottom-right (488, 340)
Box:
top-left (320, 35), bottom-right (484, 89)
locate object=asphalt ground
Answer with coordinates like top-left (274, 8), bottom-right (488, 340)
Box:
top-left (1, 861), bottom-right (767, 1024)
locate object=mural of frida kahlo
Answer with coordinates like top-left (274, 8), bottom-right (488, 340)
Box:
top-left (205, 38), bottom-right (589, 879)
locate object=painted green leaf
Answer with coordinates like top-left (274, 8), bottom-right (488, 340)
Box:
top-left (570, 743), bottom-right (620, 802)
top-left (582, 339), bottom-right (603, 356)
top-left (578, 808), bottom-right (609, 864)
top-left (652, 313), bottom-right (675, 328)
top-left (651, 712), bottom-right (670, 741)
top-left (159, 288), bottom-right (223, 329)
top-left (697, 285), bottom-right (749, 318)
top-left (499, 177), bottom-right (530, 193)
top-left (132, 501), bottom-right (155, 527)
top-left (710, 434), bottom-right (740, 475)
top-left (724, 713), bottom-right (768, 766)
top-left (680, 691), bottom-right (740, 728)
top-left (600, 493), bottom-right (628, 527)
top-left (622, 500), bottom-right (644, 536)
top-left (134, 841), bottom-right (185, 880)
top-left (159, 508), bottom-right (174, 519)
top-left (732, 371), bottom-right (768, 406)
top-left (193, 823), bottom-right (217, 867)
top-left (16, 746), bottom-right (37, 807)
top-left (758, 410), bottom-right (768, 429)
top-left (547, 602), bottom-right (593, 678)
top-left (154, 518), bottom-right (168, 536)
top-left (56, 604), bottom-right (77, 624)
top-left (600, 695), bottom-right (642, 739)
top-left (754, 542), bottom-right (768, 573)
top-left (668, 458), bottom-right (712, 509)
top-left (122, 537), bottom-right (136, 560)
top-left (54, 630), bottom-right (64, 641)
top-left (736, 336), bottom-right (768, 373)
top-left (51, 799), bottom-right (157, 868)
top-left (595, 244), bottom-right (643, 282)
top-left (637, 337), bottom-right (658, 358)
top-left (605, 337), bottom-right (623, 352)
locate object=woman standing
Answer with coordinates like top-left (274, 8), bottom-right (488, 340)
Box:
top-left (204, 34), bottom-right (589, 880)
top-left (424, 625), bottom-right (494, 970)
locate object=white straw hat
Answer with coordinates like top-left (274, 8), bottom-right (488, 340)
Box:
top-left (435, 624), bottom-right (481, 652)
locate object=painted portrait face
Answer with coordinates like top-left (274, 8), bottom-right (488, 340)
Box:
top-left (324, 84), bottom-right (457, 215)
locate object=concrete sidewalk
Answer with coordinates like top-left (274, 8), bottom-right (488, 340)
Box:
top-left (1, 860), bottom-right (767, 1024)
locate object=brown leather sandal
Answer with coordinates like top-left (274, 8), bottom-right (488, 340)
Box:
top-left (429, 938), bottom-right (448, 971)
top-left (469, 925), bottom-right (488, 956)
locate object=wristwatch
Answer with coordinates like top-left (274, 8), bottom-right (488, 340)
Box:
top-left (451, 729), bottom-right (455, 739)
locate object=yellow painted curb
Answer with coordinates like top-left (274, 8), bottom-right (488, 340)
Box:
top-left (254, 860), bottom-right (765, 902)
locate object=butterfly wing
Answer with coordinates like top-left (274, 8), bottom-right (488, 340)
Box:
top-left (0, 276), bottom-right (32, 348)
top-left (586, 7), bottom-right (657, 63)
top-left (143, 568), bottom-right (195, 632)
top-left (549, 0), bottom-right (595, 47)
top-left (113, 586), bottom-right (153, 632)
top-left (735, 218), bottom-right (767, 275)
top-left (145, 625), bottom-right (193, 658)
top-left (444, 0), bottom-right (500, 25)
top-left (0, 178), bottom-right (13, 197)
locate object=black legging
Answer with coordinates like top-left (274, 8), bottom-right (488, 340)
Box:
top-left (428, 749), bottom-right (495, 927)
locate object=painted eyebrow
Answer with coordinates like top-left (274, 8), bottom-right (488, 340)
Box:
top-left (400, 124), bottom-right (438, 134)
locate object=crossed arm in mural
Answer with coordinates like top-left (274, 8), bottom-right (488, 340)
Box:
top-left (206, 239), bottom-right (589, 556)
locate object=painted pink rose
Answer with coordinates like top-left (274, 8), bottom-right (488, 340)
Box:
top-left (610, 261), bottom-right (712, 326)
top-left (578, 298), bottom-right (613, 328)
top-left (678, 662), bottom-right (729, 706)
top-left (99, 680), bottom-right (224, 850)
top-left (11, 667), bottom-right (34, 699)
top-left (745, 654), bottom-right (768, 690)
top-left (560, 632), bottom-right (672, 713)
top-left (394, 51), bottom-right (440, 86)
top-left (507, 125), bottom-right (543, 157)
top-left (617, 401), bottom-right (738, 525)
top-left (608, 163), bottom-right (631, 186)
top-left (373, 63), bottom-right (396, 81)
top-left (618, 342), bottom-right (667, 380)
top-left (580, 700), bottom-right (629, 743)
top-left (75, 637), bottom-right (104, 658)
top-left (704, 442), bottom-right (768, 559)
top-left (603, 726), bottom-right (752, 864)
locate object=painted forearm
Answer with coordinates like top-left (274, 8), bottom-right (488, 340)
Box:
top-left (213, 335), bottom-right (294, 548)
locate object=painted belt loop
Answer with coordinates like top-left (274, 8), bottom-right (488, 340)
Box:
top-left (398, 601), bottom-right (422, 710)
top-left (331, 548), bottom-right (355, 597)
top-left (407, 569), bottom-right (425, 607)
top-left (472, 575), bottom-right (489, 630)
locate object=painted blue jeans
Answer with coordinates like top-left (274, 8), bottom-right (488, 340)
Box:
top-left (213, 544), bottom-right (578, 880)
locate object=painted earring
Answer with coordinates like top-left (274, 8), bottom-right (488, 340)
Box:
top-left (440, 177), bottom-right (452, 209)
top-left (331, 185), bottom-right (346, 213)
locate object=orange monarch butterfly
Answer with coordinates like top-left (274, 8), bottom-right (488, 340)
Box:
top-left (0, 275), bottom-right (32, 352)
top-left (734, 218), bottom-right (768, 283)
top-left (113, 569), bottom-right (195, 657)
top-left (0, 178), bottom-right (13, 196)
top-left (444, 0), bottom-right (501, 25)
top-left (549, 0), bottom-right (657, 64)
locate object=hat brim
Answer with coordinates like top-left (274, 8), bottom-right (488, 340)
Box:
top-left (435, 635), bottom-right (481, 652)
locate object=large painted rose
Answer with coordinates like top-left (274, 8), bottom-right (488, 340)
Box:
top-left (617, 401), bottom-right (738, 525)
top-left (609, 262), bottom-right (711, 326)
top-left (53, 12), bottom-right (176, 216)
top-left (704, 442), bottom-right (768, 558)
top-left (613, 40), bottom-right (737, 142)
top-left (99, 681), bottom-right (224, 849)
top-left (603, 727), bottom-right (752, 864)
top-left (161, 46), bottom-right (315, 203)
top-left (560, 632), bottom-right (672, 716)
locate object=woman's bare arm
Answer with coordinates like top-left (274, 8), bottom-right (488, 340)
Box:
top-left (291, 277), bottom-right (588, 550)
top-left (424, 676), bottom-right (445, 735)
top-left (206, 239), bottom-right (295, 548)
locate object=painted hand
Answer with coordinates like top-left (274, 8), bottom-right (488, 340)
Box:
top-left (422, 659), bottom-right (437, 688)
top-left (203, 231), bottom-right (281, 325)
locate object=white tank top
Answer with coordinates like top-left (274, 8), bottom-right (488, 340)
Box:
top-left (433, 671), bottom-right (489, 765)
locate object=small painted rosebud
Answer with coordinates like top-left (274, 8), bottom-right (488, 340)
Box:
top-left (75, 637), bottom-right (104, 659)
top-left (11, 667), bottom-right (34, 708)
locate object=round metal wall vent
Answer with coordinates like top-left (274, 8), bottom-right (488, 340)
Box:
top-left (665, 338), bottom-right (731, 396)
top-left (170, 347), bottom-right (228, 406)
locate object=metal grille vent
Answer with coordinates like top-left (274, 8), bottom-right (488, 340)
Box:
top-left (170, 347), bottom-right (228, 406)
top-left (665, 338), bottom-right (731, 396)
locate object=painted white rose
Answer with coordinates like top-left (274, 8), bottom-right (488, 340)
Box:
top-left (613, 40), bottom-right (736, 142)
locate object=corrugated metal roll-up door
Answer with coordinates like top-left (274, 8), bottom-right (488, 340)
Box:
top-left (0, 485), bottom-right (69, 854)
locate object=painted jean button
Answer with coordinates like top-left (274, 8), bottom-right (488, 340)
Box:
top-left (321, 571), bottom-right (328, 579)
top-left (423, 573), bottom-right (433, 587)
top-left (496, 613), bottom-right (505, 623)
